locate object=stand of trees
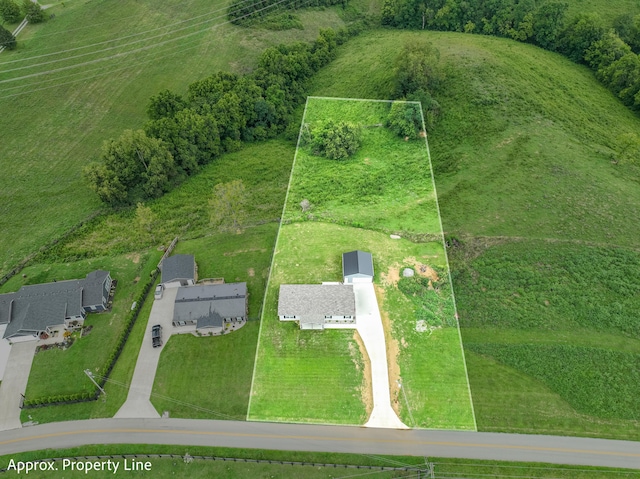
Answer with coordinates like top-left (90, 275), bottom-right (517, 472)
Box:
top-left (228, 0), bottom-right (347, 25)
top-left (85, 27), bottom-right (357, 206)
top-left (381, 0), bottom-right (640, 113)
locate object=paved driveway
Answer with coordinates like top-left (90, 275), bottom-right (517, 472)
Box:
top-left (0, 326), bottom-right (11, 381)
top-left (353, 283), bottom-right (408, 429)
top-left (114, 287), bottom-right (178, 419)
top-left (0, 341), bottom-right (37, 431)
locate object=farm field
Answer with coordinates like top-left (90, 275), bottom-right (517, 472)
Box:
top-left (0, 0), bottom-right (353, 278)
top-left (310, 30), bottom-right (640, 439)
top-left (248, 98), bottom-right (474, 429)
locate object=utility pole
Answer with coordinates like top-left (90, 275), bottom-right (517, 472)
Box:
top-left (84, 369), bottom-right (107, 398)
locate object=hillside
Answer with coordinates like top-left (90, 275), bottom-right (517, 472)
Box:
top-left (0, 0), bottom-right (350, 277)
top-left (311, 30), bottom-right (640, 439)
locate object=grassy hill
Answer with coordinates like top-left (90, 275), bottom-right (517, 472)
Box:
top-left (0, 0), bottom-right (351, 277)
top-left (311, 30), bottom-right (640, 439)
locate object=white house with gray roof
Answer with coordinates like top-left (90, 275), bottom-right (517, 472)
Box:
top-left (278, 284), bottom-right (356, 330)
top-left (0, 271), bottom-right (112, 343)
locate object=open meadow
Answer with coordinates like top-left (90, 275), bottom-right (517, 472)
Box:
top-left (0, 0), bottom-right (353, 277)
top-left (249, 98), bottom-right (474, 428)
top-left (310, 30), bottom-right (640, 439)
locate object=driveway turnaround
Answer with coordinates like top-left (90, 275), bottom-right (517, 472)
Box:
top-left (114, 287), bottom-right (178, 419)
top-left (353, 283), bottom-right (408, 429)
top-left (1, 418), bottom-right (639, 469)
top-left (0, 341), bottom-right (37, 431)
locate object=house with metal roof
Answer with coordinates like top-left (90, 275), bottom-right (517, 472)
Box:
top-left (172, 283), bottom-right (247, 335)
top-left (278, 284), bottom-right (356, 330)
top-left (342, 250), bottom-right (374, 283)
top-left (161, 254), bottom-right (197, 287)
top-left (0, 271), bottom-right (113, 343)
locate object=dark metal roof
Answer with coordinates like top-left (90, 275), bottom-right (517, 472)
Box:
top-left (278, 284), bottom-right (355, 317)
top-left (173, 283), bottom-right (247, 329)
top-left (1, 271), bottom-right (110, 339)
top-left (161, 254), bottom-right (195, 284)
top-left (342, 250), bottom-right (374, 278)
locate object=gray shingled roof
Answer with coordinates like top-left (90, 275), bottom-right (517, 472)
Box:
top-left (1, 271), bottom-right (110, 339)
top-left (162, 254), bottom-right (195, 284)
top-left (278, 284), bottom-right (355, 317)
top-left (173, 283), bottom-right (247, 329)
top-left (82, 270), bottom-right (110, 308)
top-left (342, 250), bottom-right (374, 278)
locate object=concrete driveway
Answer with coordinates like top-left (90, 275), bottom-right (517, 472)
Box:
top-left (0, 325), bottom-right (11, 381)
top-left (0, 340), bottom-right (37, 431)
top-left (114, 287), bottom-right (178, 419)
top-left (353, 283), bottom-right (408, 429)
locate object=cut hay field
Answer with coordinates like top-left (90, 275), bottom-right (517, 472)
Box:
top-left (310, 30), bottom-right (640, 439)
top-left (248, 98), bottom-right (474, 429)
top-left (0, 0), bottom-right (352, 277)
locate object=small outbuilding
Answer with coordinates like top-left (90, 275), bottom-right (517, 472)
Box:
top-left (161, 254), bottom-right (197, 287)
top-left (342, 250), bottom-right (374, 284)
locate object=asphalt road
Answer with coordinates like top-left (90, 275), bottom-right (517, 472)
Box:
top-left (0, 419), bottom-right (639, 469)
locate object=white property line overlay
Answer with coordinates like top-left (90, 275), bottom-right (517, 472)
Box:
top-left (246, 97), bottom-right (311, 420)
top-left (417, 103), bottom-right (478, 432)
top-left (248, 96), bottom-right (477, 430)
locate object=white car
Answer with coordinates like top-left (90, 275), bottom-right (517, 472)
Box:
top-left (154, 284), bottom-right (164, 300)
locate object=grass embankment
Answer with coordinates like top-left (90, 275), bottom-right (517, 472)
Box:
top-left (310, 30), bottom-right (640, 439)
top-left (249, 98), bottom-right (474, 428)
top-left (1, 446), bottom-right (638, 478)
top-left (0, 0), bottom-right (352, 277)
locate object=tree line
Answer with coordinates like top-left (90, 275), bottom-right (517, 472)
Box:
top-left (0, 0), bottom-right (45, 50)
top-left (381, 0), bottom-right (640, 113)
top-left (84, 27), bottom-right (356, 206)
top-left (227, 0), bottom-right (347, 25)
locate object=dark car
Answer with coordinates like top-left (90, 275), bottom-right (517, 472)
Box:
top-left (151, 324), bottom-right (163, 348)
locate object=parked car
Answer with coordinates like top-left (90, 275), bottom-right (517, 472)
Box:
top-left (151, 324), bottom-right (163, 348)
top-left (154, 284), bottom-right (164, 300)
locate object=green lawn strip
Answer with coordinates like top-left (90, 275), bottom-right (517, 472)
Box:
top-left (1, 446), bottom-right (637, 478)
top-left (462, 327), bottom-right (640, 354)
top-left (310, 31), bottom-right (640, 248)
top-left (467, 343), bottom-right (640, 421)
top-left (285, 98), bottom-right (440, 236)
top-left (466, 352), bottom-right (640, 441)
top-left (19, 262), bottom-right (159, 424)
top-left (0, 0), bottom-right (351, 276)
top-left (13, 251), bottom-right (159, 400)
top-left (151, 323), bottom-right (260, 420)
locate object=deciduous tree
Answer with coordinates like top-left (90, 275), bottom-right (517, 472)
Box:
top-left (22, 0), bottom-right (44, 23)
top-left (0, 0), bottom-right (21, 23)
top-left (0, 24), bottom-right (16, 50)
top-left (209, 180), bottom-right (248, 232)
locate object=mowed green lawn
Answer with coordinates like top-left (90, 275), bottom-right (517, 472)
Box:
top-left (2, 250), bottom-right (161, 401)
top-left (0, 0), bottom-right (351, 277)
top-left (150, 228), bottom-right (276, 419)
top-left (250, 98), bottom-right (473, 428)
